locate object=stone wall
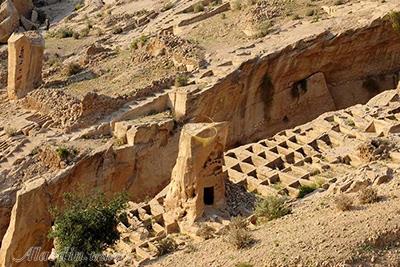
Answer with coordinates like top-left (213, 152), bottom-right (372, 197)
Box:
top-left (176, 18), bottom-right (400, 147)
top-left (0, 127), bottom-right (180, 266)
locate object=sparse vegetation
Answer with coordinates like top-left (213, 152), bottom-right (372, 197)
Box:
top-left (175, 74), bottom-right (189, 87)
top-left (64, 63), bottom-right (83, 76)
top-left (255, 195), bottom-right (291, 221)
top-left (74, 2), bottom-right (84, 10)
top-left (389, 11), bottom-right (400, 33)
top-left (255, 21), bottom-right (272, 38)
top-left (334, 194), bottom-right (353, 211)
top-left (298, 184), bottom-right (317, 198)
top-left (358, 188), bottom-right (379, 204)
top-left (49, 191), bottom-right (128, 267)
top-left (161, 2), bottom-right (174, 12)
top-left (225, 217), bottom-right (254, 249)
top-left (130, 35), bottom-right (149, 50)
top-left (112, 26), bottom-right (123, 34)
top-left (231, 0), bottom-right (242, 11)
top-left (197, 224), bottom-right (215, 240)
top-left (5, 127), bottom-right (18, 137)
top-left (49, 27), bottom-right (74, 38)
top-left (193, 3), bottom-right (205, 13)
top-left (156, 237), bottom-right (178, 256)
top-left (55, 146), bottom-right (77, 162)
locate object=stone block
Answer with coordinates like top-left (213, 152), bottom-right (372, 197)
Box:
top-left (7, 31), bottom-right (44, 100)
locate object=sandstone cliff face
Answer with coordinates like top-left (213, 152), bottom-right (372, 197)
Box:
top-left (0, 130), bottom-right (180, 266)
top-left (180, 18), bottom-right (400, 147)
top-left (2, 12), bottom-right (400, 267)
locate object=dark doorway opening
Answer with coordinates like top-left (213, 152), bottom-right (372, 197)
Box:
top-left (204, 187), bottom-right (214, 205)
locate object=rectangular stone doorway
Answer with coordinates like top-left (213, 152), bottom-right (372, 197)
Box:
top-left (204, 187), bottom-right (214, 205)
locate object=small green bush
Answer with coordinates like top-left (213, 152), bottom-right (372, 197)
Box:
top-left (298, 184), bottom-right (317, 198)
top-left (389, 11), bottom-right (400, 33)
top-left (75, 3), bottom-right (84, 10)
top-left (49, 191), bottom-right (128, 267)
top-left (255, 21), bottom-right (272, 38)
top-left (193, 3), bottom-right (205, 13)
top-left (56, 147), bottom-right (69, 160)
top-left (175, 74), bottom-right (189, 87)
top-left (255, 195), bottom-right (291, 221)
top-left (57, 27), bottom-right (74, 38)
top-left (130, 35), bottom-right (149, 50)
top-left (156, 237), bottom-right (178, 256)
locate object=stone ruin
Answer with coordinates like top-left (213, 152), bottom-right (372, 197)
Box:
top-left (164, 122), bottom-right (228, 232)
top-left (7, 31), bottom-right (44, 100)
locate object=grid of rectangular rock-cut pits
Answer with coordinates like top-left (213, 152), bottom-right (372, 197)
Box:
top-left (224, 129), bottom-right (339, 197)
top-left (118, 198), bottom-right (167, 263)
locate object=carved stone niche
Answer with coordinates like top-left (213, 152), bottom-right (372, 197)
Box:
top-left (164, 122), bottom-right (229, 231)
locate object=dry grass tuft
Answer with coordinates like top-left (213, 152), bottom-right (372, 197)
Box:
top-left (358, 187), bottom-right (379, 204)
top-left (334, 194), bottom-right (353, 211)
top-left (225, 217), bottom-right (254, 249)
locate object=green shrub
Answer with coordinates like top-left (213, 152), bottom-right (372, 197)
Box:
top-left (175, 74), bottom-right (189, 87)
top-left (255, 21), bottom-right (272, 38)
top-left (389, 11), bottom-right (400, 33)
top-left (298, 184), bottom-right (317, 198)
top-left (156, 237), bottom-right (178, 256)
top-left (193, 3), bottom-right (205, 13)
top-left (255, 195), bottom-right (291, 221)
top-left (55, 146), bottom-right (77, 161)
top-left (130, 35), bottom-right (149, 50)
top-left (75, 3), bottom-right (84, 10)
top-left (49, 191), bottom-right (128, 266)
top-left (58, 27), bottom-right (74, 38)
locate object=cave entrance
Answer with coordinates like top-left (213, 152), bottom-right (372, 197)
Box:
top-left (203, 187), bottom-right (214, 205)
